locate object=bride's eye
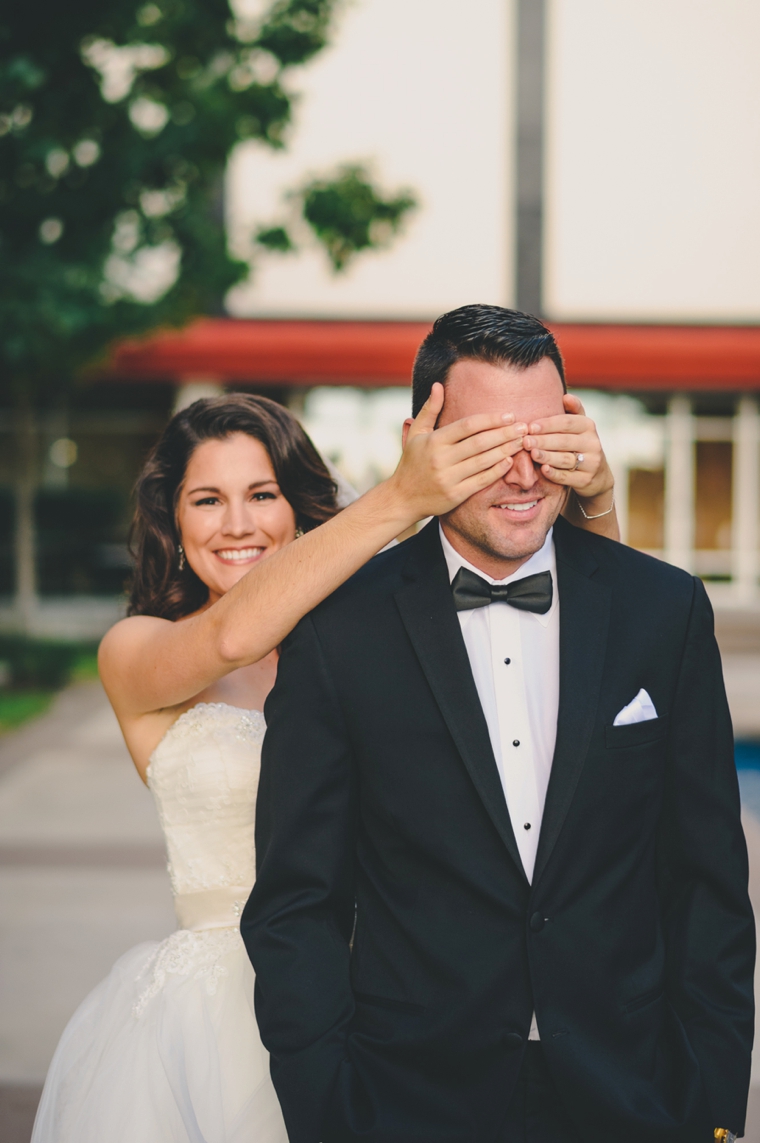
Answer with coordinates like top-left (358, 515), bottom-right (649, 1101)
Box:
top-left (252, 491), bottom-right (277, 502)
top-left (193, 496), bottom-right (221, 506)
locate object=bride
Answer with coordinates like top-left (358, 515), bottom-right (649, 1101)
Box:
top-left (32, 384), bottom-right (618, 1142)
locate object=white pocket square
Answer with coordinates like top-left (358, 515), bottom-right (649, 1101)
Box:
top-left (613, 688), bottom-right (658, 727)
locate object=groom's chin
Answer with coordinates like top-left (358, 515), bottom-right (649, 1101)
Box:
top-left (488, 514), bottom-right (555, 561)
top-left (462, 526), bottom-right (548, 572)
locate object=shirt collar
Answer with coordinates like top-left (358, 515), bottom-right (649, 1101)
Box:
top-left (439, 522), bottom-right (557, 626)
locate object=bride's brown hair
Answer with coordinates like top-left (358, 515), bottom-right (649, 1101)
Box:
top-left (128, 392), bottom-right (339, 620)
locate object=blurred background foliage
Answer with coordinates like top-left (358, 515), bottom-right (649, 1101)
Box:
top-left (0, 0), bottom-right (417, 634)
top-left (1, 0), bottom-right (341, 398)
top-left (257, 162), bottom-right (418, 271)
top-left (0, 634), bottom-right (99, 733)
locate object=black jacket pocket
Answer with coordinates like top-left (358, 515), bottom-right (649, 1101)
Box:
top-left (605, 714), bottom-right (669, 750)
top-left (354, 991), bottom-right (426, 1015)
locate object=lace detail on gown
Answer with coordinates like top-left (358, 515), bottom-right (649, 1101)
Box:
top-left (130, 703), bottom-right (265, 1012)
top-left (147, 702), bottom-right (265, 896)
top-left (132, 928), bottom-right (240, 1017)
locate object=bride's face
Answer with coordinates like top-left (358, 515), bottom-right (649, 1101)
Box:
top-left (176, 432), bottom-right (297, 605)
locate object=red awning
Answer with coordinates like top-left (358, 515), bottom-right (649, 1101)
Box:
top-left (548, 323), bottom-right (760, 391)
top-left (105, 317), bottom-right (760, 391)
top-left (107, 319), bottom-right (431, 387)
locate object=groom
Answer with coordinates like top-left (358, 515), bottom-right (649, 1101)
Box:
top-left (242, 305), bottom-right (754, 1142)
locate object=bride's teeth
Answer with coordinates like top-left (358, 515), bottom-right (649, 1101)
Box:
top-left (217, 548), bottom-right (263, 560)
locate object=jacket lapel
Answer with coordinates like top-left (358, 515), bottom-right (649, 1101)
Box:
top-left (394, 521), bottom-right (527, 880)
top-left (532, 517), bottom-right (611, 886)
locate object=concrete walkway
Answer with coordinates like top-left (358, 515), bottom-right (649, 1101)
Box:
top-left (2, 677), bottom-right (760, 1141)
top-left (0, 682), bottom-right (174, 1142)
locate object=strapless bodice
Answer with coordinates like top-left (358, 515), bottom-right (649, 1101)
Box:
top-left (147, 702), bottom-right (265, 930)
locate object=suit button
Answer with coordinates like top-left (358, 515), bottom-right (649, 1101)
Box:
top-left (502, 1032), bottom-right (523, 1051)
top-left (530, 912), bottom-right (546, 933)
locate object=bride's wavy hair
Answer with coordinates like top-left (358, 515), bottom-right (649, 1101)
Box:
top-left (128, 392), bottom-right (339, 620)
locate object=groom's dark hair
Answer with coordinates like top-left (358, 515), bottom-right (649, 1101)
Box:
top-left (411, 304), bottom-right (566, 416)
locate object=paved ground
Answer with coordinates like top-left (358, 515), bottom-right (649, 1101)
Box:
top-left (2, 658), bottom-right (760, 1142)
top-left (0, 683), bottom-right (174, 1142)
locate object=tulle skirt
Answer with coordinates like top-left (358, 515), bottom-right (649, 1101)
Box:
top-left (31, 927), bottom-right (288, 1143)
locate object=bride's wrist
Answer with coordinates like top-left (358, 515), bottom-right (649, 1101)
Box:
top-left (576, 486), bottom-right (614, 512)
top-left (358, 475), bottom-right (418, 534)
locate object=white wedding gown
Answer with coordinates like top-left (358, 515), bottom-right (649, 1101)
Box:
top-left (32, 702), bottom-right (288, 1143)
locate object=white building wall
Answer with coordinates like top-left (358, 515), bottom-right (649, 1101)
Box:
top-left (544, 0), bottom-right (760, 322)
top-left (226, 0), bottom-right (515, 320)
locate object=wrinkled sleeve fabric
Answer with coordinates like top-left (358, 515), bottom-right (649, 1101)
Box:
top-left (660, 577), bottom-right (755, 1134)
top-left (241, 614), bottom-right (356, 1143)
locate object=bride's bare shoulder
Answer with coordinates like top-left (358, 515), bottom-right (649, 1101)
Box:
top-left (100, 612), bottom-right (171, 654)
top-left (98, 614), bottom-right (173, 683)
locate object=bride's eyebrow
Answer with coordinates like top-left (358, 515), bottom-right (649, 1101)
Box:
top-left (187, 480), bottom-right (280, 496)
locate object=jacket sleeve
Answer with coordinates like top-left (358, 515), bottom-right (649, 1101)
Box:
top-left (241, 613), bottom-right (357, 1143)
top-left (660, 576), bottom-right (755, 1134)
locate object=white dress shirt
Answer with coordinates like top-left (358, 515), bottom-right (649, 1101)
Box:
top-left (440, 524), bottom-right (560, 1040)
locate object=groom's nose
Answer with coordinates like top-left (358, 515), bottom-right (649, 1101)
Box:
top-left (504, 447), bottom-right (540, 490)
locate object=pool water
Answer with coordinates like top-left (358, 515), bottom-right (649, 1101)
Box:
top-left (736, 741), bottom-right (760, 818)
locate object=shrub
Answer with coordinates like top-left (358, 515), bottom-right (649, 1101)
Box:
top-left (0, 636), bottom-right (97, 689)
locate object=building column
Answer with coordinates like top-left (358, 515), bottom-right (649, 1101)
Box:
top-left (664, 395), bottom-right (695, 572)
top-left (732, 396), bottom-right (760, 602)
top-left (515, 0), bottom-right (546, 314)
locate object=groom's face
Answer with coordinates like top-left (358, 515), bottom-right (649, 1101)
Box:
top-left (438, 357), bottom-right (567, 577)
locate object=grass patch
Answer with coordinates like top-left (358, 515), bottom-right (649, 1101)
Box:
top-left (0, 689), bottom-right (55, 734)
top-left (0, 637), bottom-right (99, 688)
top-left (71, 648), bottom-right (100, 682)
top-left (0, 638), bottom-right (101, 735)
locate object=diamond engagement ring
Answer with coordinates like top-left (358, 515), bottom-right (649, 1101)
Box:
top-left (573, 453), bottom-right (585, 470)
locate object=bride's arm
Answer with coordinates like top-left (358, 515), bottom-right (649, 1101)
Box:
top-left (523, 394), bottom-right (620, 541)
top-left (100, 385), bottom-right (523, 718)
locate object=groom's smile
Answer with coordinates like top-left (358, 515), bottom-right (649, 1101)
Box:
top-left (492, 497), bottom-right (542, 521)
top-left (437, 356), bottom-right (567, 579)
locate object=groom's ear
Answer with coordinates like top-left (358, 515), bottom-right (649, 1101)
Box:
top-left (401, 418), bottom-right (414, 447)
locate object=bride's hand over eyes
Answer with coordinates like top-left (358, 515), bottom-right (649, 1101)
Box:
top-left (521, 393), bottom-right (613, 502)
top-left (390, 383), bottom-right (525, 520)
top-left (521, 393), bottom-right (619, 538)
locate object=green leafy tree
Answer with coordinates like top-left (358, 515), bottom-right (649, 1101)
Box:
top-left (257, 162), bottom-right (417, 271)
top-left (0, 0), bottom-right (416, 631)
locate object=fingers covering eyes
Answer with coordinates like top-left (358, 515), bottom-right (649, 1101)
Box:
top-left (451, 426), bottom-right (524, 463)
top-left (438, 411), bottom-right (517, 443)
top-left (529, 415), bottom-right (594, 437)
top-left (455, 447), bottom-right (515, 481)
top-left (527, 431), bottom-right (596, 453)
top-left (536, 451), bottom-right (583, 471)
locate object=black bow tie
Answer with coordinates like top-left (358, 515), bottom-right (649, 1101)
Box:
top-left (451, 567), bottom-right (553, 615)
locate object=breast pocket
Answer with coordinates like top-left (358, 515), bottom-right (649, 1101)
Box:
top-left (604, 715), bottom-right (669, 750)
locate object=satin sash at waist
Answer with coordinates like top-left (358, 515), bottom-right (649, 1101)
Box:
top-left (174, 885), bottom-right (252, 932)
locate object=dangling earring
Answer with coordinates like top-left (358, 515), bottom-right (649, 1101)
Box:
top-left (295, 526), bottom-right (304, 539)
top-left (177, 543), bottom-right (185, 571)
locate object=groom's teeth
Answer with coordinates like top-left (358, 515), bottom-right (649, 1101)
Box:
top-left (499, 501), bottom-right (538, 512)
top-left (217, 548), bottom-right (263, 560)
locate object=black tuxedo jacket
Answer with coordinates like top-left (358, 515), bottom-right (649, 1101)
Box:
top-left (242, 518), bottom-right (754, 1143)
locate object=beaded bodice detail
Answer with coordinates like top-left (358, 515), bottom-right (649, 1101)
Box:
top-left (147, 703), bottom-right (265, 897)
